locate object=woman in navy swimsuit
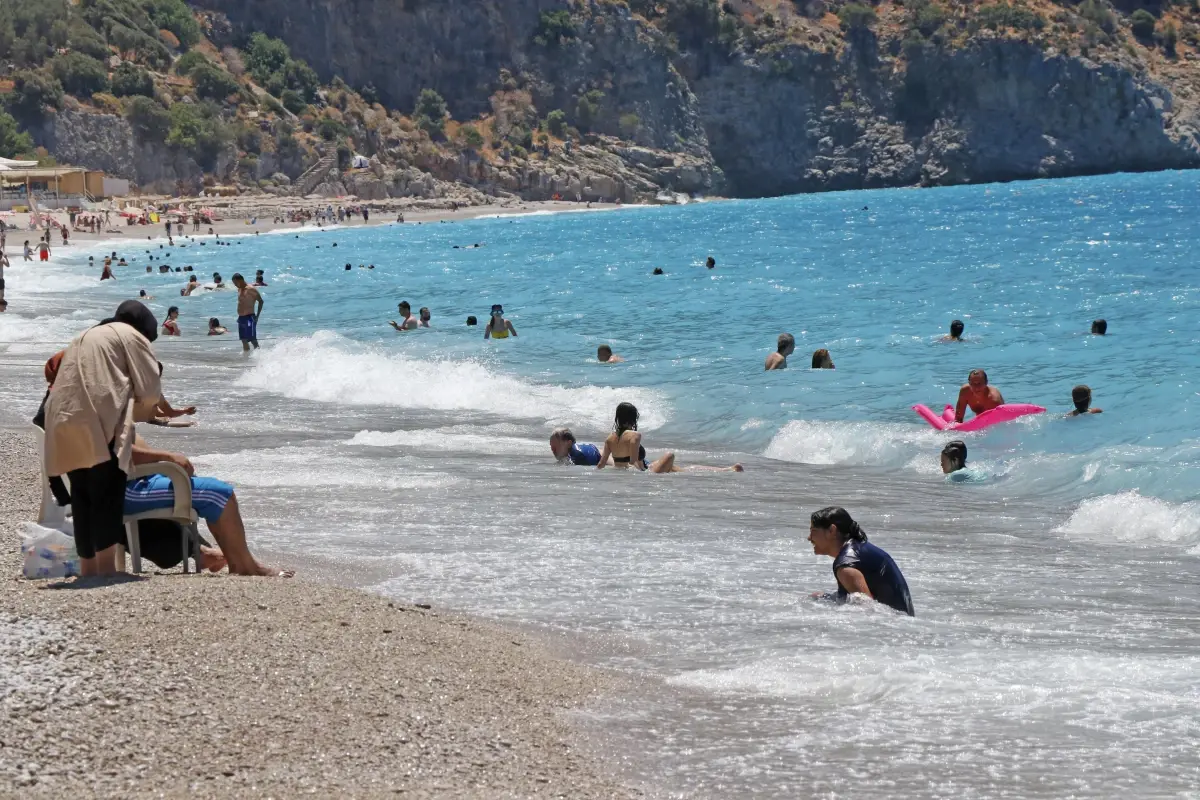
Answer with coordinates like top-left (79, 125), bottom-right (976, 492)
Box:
top-left (807, 506), bottom-right (914, 616)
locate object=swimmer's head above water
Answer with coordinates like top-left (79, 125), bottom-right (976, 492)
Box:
top-left (808, 506), bottom-right (867, 555)
top-left (950, 319), bottom-right (964, 340)
top-left (466, 316), bottom-right (477, 326)
top-left (1070, 384), bottom-right (1102, 415)
top-left (811, 348), bottom-right (834, 369)
top-left (549, 427), bottom-right (576, 460)
top-left (597, 345), bottom-right (615, 362)
top-left (614, 402), bottom-right (639, 434)
top-left (777, 333), bottom-right (795, 356)
top-left (1091, 319), bottom-right (1107, 335)
top-left (968, 368), bottom-right (988, 389)
top-left (941, 440), bottom-right (967, 474)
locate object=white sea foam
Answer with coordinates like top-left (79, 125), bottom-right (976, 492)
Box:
top-left (0, 313), bottom-right (97, 353)
top-left (236, 331), bottom-right (669, 429)
top-left (349, 428), bottom-right (546, 455)
top-left (1055, 492), bottom-right (1200, 552)
top-left (193, 445), bottom-right (458, 490)
top-left (764, 419), bottom-right (948, 467)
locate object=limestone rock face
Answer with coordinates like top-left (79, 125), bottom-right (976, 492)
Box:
top-left (39, 0), bottom-right (1200, 200)
top-left (694, 39), bottom-right (1200, 196)
top-left (32, 107), bottom-right (237, 195)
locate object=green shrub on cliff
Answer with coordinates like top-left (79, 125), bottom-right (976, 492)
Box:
top-left (192, 64), bottom-right (240, 101)
top-left (143, 0), bottom-right (200, 50)
top-left (415, 88), bottom-right (448, 137)
top-left (1078, 0), bottom-right (1117, 35)
top-left (909, 0), bottom-right (950, 36)
top-left (174, 50), bottom-right (211, 77)
top-left (166, 101), bottom-right (231, 169)
top-left (246, 33), bottom-right (292, 82)
top-left (51, 53), bottom-right (110, 99)
top-left (838, 3), bottom-right (878, 31)
top-left (1131, 8), bottom-right (1157, 39)
top-left (545, 110), bottom-right (568, 138)
top-left (1162, 20), bottom-right (1178, 54)
top-left (111, 62), bottom-right (155, 98)
top-left (126, 96), bottom-right (171, 141)
top-left (533, 10), bottom-right (577, 47)
top-left (971, 3), bottom-right (1047, 33)
top-left (244, 33), bottom-right (320, 104)
top-left (575, 90), bottom-right (604, 132)
top-left (4, 70), bottom-right (65, 119)
top-left (0, 110), bottom-right (35, 159)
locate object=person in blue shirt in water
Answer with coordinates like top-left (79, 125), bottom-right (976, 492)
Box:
top-left (941, 440), bottom-right (987, 483)
top-left (549, 428), bottom-right (602, 466)
top-left (808, 506), bottom-right (914, 616)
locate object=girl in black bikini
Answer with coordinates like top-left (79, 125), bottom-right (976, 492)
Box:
top-left (597, 403), bottom-right (743, 473)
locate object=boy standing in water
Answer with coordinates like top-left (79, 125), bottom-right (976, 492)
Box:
top-left (231, 273), bottom-right (263, 351)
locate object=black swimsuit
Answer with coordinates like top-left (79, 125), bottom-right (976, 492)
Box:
top-left (613, 445), bottom-right (649, 469)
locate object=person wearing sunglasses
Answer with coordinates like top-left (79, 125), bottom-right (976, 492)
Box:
top-left (484, 304), bottom-right (517, 340)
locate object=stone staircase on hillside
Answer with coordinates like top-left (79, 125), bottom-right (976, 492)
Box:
top-left (291, 152), bottom-right (338, 197)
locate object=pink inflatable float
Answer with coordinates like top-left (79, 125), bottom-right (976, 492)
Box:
top-left (913, 403), bottom-right (1046, 432)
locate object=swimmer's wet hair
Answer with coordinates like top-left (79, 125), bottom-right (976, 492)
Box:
top-left (615, 402), bottom-right (639, 434)
top-left (231, 273), bottom-right (243, 281)
top-left (942, 440), bottom-right (967, 471)
top-left (1091, 319), bottom-right (1107, 335)
top-left (812, 348), bottom-right (834, 369)
top-left (1071, 384), bottom-right (1092, 412)
top-left (810, 506), bottom-right (867, 542)
top-left (950, 319), bottom-right (964, 337)
top-left (777, 333), bottom-right (794, 353)
top-left (551, 427), bottom-right (576, 444)
top-left (598, 344), bottom-right (613, 357)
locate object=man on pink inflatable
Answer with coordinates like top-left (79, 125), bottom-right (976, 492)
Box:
top-left (955, 369), bottom-right (1004, 423)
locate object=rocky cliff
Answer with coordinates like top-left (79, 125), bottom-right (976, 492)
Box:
top-left (201, 0), bottom-right (1200, 197)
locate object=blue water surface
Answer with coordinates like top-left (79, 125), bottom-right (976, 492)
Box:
top-left (105, 171), bottom-right (1200, 505)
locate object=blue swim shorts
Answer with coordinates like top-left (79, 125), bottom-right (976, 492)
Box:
top-left (237, 314), bottom-right (257, 341)
top-left (124, 475), bottom-right (234, 524)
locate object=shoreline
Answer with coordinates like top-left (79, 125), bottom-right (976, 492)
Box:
top-left (1, 198), bottom-right (635, 262)
top-left (0, 425), bottom-right (643, 797)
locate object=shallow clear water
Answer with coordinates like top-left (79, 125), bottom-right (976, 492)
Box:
top-left (3, 172), bottom-right (1200, 797)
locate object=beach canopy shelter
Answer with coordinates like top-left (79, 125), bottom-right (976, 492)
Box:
top-left (0, 157), bottom-right (38, 169)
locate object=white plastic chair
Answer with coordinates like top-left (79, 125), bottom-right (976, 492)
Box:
top-left (34, 426), bottom-right (201, 574)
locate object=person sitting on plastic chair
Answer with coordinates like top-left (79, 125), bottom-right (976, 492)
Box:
top-left (127, 437), bottom-right (293, 578)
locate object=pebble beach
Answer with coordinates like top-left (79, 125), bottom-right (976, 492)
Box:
top-left (0, 429), bottom-right (637, 798)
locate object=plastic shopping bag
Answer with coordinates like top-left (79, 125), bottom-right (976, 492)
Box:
top-left (21, 522), bottom-right (80, 579)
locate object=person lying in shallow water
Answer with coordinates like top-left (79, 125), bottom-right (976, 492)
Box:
top-left (549, 428), bottom-right (602, 465)
top-left (807, 506), bottom-right (913, 616)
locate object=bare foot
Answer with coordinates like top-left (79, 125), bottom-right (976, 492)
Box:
top-left (230, 562), bottom-right (295, 578)
top-left (198, 546), bottom-right (227, 573)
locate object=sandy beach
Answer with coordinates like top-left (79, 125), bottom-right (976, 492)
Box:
top-left (0, 428), bottom-right (638, 797)
top-left (1, 196), bottom-right (626, 262)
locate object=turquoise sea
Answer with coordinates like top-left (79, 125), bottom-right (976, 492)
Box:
top-left (3, 171), bottom-right (1199, 797)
